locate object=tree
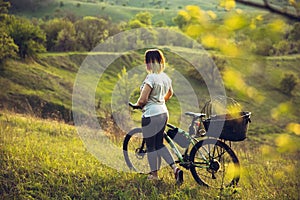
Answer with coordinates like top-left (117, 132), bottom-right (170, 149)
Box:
top-left (0, 0), bottom-right (10, 16)
top-left (0, 0), bottom-right (18, 64)
top-left (173, 12), bottom-right (189, 29)
top-left (56, 28), bottom-right (76, 52)
top-left (6, 16), bottom-right (46, 59)
top-left (280, 73), bottom-right (298, 96)
top-left (155, 20), bottom-right (166, 27)
top-left (0, 30), bottom-right (18, 64)
top-left (135, 12), bottom-right (152, 26)
top-left (41, 18), bottom-right (76, 51)
top-left (127, 19), bottom-right (145, 29)
top-left (75, 16), bottom-right (109, 51)
top-left (127, 11), bottom-right (153, 29)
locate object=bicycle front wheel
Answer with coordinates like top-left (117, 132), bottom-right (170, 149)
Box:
top-left (123, 128), bottom-right (149, 173)
top-left (189, 138), bottom-right (240, 189)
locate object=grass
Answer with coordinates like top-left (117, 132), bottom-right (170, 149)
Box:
top-left (17, 0), bottom-right (178, 25)
top-left (0, 57), bottom-right (75, 114)
top-left (15, 0), bottom-right (259, 25)
top-left (0, 112), bottom-right (299, 199)
top-left (2, 48), bottom-right (300, 127)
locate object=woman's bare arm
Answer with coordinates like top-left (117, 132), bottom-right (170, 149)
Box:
top-left (136, 84), bottom-right (152, 107)
top-left (164, 87), bottom-right (173, 102)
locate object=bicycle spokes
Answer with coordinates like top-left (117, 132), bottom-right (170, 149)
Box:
top-left (123, 128), bottom-right (150, 173)
top-left (190, 139), bottom-right (240, 189)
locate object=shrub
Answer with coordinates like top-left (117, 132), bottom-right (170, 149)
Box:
top-left (280, 73), bottom-right (298, 96)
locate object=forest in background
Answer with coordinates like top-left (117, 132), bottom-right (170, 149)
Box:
top-left (1, 0), bottom-right (300, 61)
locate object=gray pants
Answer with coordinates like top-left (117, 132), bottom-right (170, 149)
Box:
top-left (142, 113), bottom-right (175, 172)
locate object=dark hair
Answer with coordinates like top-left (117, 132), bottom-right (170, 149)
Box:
top-left (144, 49), bottom-right (165, 73)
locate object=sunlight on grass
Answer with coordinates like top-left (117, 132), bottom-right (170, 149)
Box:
top-left (260, 145), bottom-right (275, 158)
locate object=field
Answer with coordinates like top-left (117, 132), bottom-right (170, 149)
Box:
top-left (1, 111), bottom-right (299, 199)
top-left (1, 50), bottom-right (300, 199)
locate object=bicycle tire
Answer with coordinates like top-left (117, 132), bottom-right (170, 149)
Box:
top-left (123, 128), bottom-right (149, 173)
top-left (189, 138), bottom-right (240, 189)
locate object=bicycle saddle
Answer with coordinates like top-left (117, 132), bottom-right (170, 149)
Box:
top-left (185, 112), bottom-right (206, 118)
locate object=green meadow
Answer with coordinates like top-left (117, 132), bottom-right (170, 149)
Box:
top-left (1, 50), bottom-right (300, 199)
top-left (1, 111), bottom-right (299, 199)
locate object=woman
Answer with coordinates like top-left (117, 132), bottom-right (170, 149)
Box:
top-left (133, 49), bottom-right (183, 184)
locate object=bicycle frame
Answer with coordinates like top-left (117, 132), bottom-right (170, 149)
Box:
top-left (163, 117), bottom-right (212, 170)
top-left (125, 104), bottom-right (242, 188)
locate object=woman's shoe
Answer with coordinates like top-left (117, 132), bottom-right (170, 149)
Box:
top-left (174, 168), bottom-right (183, 185)
top-left (147, 174), bottom-right (159, 180)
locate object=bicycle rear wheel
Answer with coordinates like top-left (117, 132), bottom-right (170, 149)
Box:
top-left (123, 128), bottom-right (149, 173)
top-left (189, 138), bottom-right (240, 189)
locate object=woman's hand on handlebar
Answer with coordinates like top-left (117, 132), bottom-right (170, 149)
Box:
top-left (128, 102), bottom-right (142, 110)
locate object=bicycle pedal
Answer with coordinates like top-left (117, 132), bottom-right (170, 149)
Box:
top-left (212, 173), bottom-right (216, 179)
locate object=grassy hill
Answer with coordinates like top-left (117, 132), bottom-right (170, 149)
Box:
top-left (14, 0), bottom-right (259, 25)
top-left (0, 48), bottom-right (300, 199)
top-left (1, 50), bottom-right (300, 129)
top-left (0, 109), bottom-right (299, 199)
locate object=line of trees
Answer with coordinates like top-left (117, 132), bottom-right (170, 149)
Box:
top-left (0, 1), bottom-right (161, 63)
top-left (1, 0), bottom-right (300, 65)
top-left (0, 1), bottom-right (124, 62)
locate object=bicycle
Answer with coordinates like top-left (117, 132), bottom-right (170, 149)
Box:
top-left (123, 102), bottom-right (251, 189)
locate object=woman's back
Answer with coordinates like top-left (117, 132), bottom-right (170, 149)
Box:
top-left (141, 72), bottom-right (171, 117)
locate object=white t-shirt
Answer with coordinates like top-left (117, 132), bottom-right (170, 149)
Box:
top-left (140, 72), bottom-right (172, 117)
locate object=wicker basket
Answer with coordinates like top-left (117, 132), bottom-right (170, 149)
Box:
top-left (203, 111), bottom-right (251, 141)
top-left (201, 96), bottom-right (251, 141)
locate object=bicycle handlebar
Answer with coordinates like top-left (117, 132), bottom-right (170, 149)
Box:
top-left (128, 102), bottom-right (142, 110)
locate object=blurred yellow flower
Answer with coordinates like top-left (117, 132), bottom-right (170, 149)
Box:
top-left (256, 15), bottom-right (263, 21)
top-left (178, 10), bottom-right (191, 21)
top-left (220, 0), bottom-right (236, 11)
top-left (224, 14), bottom-right (247, 30)
top-left (275, 134), bottom-right (299, 153)
top-left (186, 24), bottom-right (202, 38)
top-left (207, 10), bottom-right (217, 19)
top-left (201, 34), bottom-right (218, 48)
top-left (223, 69), bottom-right (265, 103)
top-left (269, 19), bottom-right (286, 33)
top-left (271, 102), bottom-right (292, 120)
top-left (286, 123), bottom-right (300, 135)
